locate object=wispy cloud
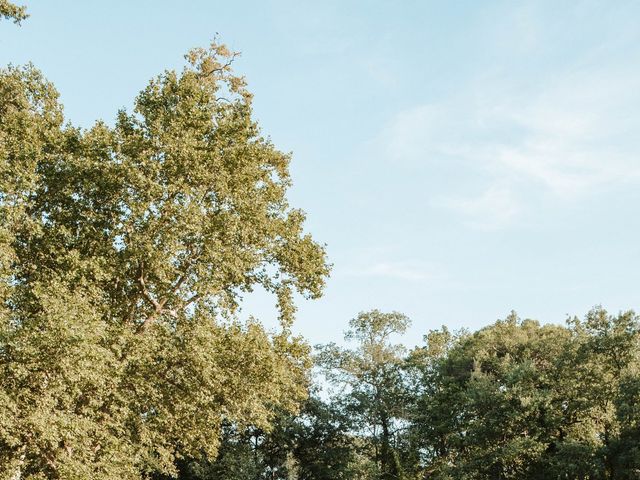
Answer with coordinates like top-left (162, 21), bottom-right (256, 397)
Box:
top-left (437, 185), bottom-right (520, 231)
top-left (340, 249), bottom-right (440, 282)
top-left (351, 261), bottom-right (432, 281)
top-left (374, 21), bottom-right (640, 229)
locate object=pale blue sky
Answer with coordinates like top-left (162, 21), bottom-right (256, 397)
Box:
top-left (3, 1), bottom-right (640, 346)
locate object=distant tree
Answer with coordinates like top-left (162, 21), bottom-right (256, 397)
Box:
top-left (569, 308), bottom-right (640, 479)
top-left (613, 375), bottom-right (640, 477)
top-left (317, 310), bottom-right (413, 480)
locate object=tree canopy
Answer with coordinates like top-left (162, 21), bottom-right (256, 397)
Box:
top-left (1, 11), bottom-right (329, 477)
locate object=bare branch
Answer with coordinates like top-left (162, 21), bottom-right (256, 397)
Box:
top-left (135, 250), bottom-right (201, 333)
top-left (184, 293), bottom-right (200, 307)
top-left (137, 262), bottom-right (162, 312)
top-left (197, 53), bottom-right (240, 79)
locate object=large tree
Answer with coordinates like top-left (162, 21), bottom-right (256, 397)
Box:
top-left (0, 10), bottom-right (329, 478)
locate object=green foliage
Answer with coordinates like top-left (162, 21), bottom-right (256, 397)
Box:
top-left (287, 395), bottom-right (361, 480)
top-left (164, 394), bottom-right (362, 480)
top-left (171, 307), bottom-right (639, 480)
top-left (317, 310), bottom-right (414, 480)
top-left (0, 38), bottom-right (328, 479)
top-left (409, 309), bottom-right (640, 480)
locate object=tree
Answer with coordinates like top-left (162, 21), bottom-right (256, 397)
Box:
top-left (409, 309), bottom-right (640, 480)
top-left (568, 308), bottom-right (640, 479)
top-left (412, 314), bottom-right (577, 479)
top-left (0, 23), bottom-right (329, 479)
top-left (317, 310), bottom-right (413, 480)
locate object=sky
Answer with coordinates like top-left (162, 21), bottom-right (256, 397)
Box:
top-left (2, 0), bottom-right (640, 348)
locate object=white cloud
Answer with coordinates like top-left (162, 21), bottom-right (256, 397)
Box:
top-left (358, 261), bottom-right (431, 281)
top-left (438, 185), bottom-right (520, 231)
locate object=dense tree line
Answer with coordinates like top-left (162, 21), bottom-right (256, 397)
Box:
top-left (172, 309), bottom-right (640, 480)
top-left (2, 3), bottom-right (640, 479)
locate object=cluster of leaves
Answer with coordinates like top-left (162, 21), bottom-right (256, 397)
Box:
top-left (0, 0), bottom-right (27, 24)
top-left (0, 5), bottom-right (329, 479)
